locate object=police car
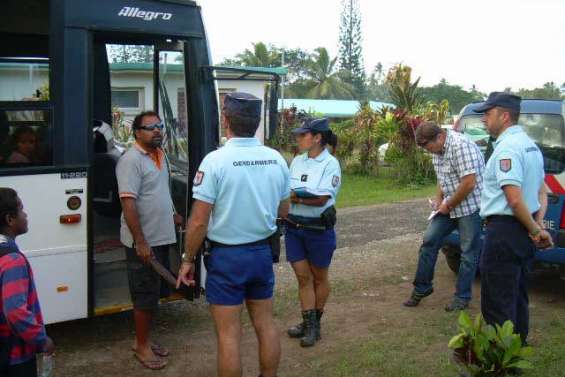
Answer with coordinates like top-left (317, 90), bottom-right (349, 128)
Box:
top-left (442, 99), bottom-right (565, 273)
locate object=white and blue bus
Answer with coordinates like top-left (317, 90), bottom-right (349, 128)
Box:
top-left (0, 0), bottom-right (282, 324)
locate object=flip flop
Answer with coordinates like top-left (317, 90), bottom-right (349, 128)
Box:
top-left (131, 344), bottom-right (170, 357)
top-left (150, 344), bottom-right (169, 357)
top-left (134, 353), bottom-right (167, 370)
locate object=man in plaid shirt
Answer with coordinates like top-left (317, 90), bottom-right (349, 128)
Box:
top-left (404, 122), bottom-right (485, 311)
top-left (0, 188), bottom-right (54, 376)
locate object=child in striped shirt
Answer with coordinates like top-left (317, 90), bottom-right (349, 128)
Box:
top-left (0, 188), bottom-right (54, 377)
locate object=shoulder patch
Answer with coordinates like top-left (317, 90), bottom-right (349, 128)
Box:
top-left (332, 175), bottom-right (340, 187)
top-left (301, 174), bottom-right (308, 182)
top-left (193, 171), bottom-right (204, 186)
top-left (499, 159), bottom-right (512, 173)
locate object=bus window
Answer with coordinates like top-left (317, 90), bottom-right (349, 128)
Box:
top-left (158, 50), bottom-right (188, 164)
top-left (0, 60), bottom-right (53, 167)
top-left (106, 44), bottom-right (155, 146)
top-left (1, 110), bottom-right (52, 167)
top-left (0, 61), bottom-right (49, 102)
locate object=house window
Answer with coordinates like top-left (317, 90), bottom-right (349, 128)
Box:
top-left (111, 88), bottom-right (144, 113)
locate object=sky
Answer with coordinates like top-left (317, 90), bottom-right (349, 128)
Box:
top-left (201, 0), bottom-right (564, 93)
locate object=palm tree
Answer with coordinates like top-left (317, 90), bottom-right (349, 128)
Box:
top-left (304, 48), bottom-right (354, 99)
top-left (235, 42), bottom-right (278, 67)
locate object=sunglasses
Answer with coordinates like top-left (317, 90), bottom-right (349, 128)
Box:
top-left (137, 122), bottom-right (164, 131)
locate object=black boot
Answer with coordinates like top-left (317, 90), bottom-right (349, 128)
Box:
top-left (287, 319), bottom-right (304, 338)
top-left (315, 309), bottom-right (323, 340)
top-left (300, 310), bottom-right (317, 347)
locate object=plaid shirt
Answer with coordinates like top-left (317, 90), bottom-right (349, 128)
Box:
top-left (0, 236), bottom-right (48, 366)
top-left (432, 131), bottom-right (485, 218)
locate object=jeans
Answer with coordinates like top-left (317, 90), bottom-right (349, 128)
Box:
top-left (413, 211), bottom-right (481, 302)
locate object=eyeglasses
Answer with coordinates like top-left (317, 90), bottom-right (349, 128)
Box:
top-left (137, 122), bottom-right (164, 131)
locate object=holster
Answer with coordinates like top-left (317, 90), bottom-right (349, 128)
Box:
top-left (269, 228), bottom-right (282, 264)
top-left (203, 239), bottom-right (212, 269)
top-left (320, 206), bottom-right (337, 228)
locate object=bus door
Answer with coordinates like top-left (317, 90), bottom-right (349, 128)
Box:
top-left (91, 37), bottom-right (200, 315)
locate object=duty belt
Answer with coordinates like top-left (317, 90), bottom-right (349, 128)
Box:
top-left (284, 215), bottom-right (328, 231)
top-left (485, 213), bottom-right (536, 225)
top-left (208, 237), bottom-right (271, 249)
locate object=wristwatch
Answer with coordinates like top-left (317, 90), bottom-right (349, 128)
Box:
top-left (181, 252), bottom-right (195, 264)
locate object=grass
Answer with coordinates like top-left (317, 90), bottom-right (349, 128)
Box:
top-left (279, 273), bottom-right (565, 377)
top-left (336, 173), bottom-right (436, 208)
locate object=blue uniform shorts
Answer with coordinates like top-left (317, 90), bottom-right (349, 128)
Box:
top-left (285, 227), bottom-right (336, 268)
top-left (205, 245), bottom-right (275, 305)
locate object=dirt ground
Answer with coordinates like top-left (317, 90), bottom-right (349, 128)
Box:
top-left (48, 199), bottom-right (565, 377)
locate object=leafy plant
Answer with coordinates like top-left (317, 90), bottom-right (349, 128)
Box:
top-left (385, 64), bottom-right (422, 113)
top-left (111, 106), bottom-right (134, 146)
top-left (449, 311), bottom-right (533, 377)
top-left (421, 99), bottom-right (450, 125)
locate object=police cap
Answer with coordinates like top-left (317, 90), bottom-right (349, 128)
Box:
top-left (474, 92), bottom-right (521, 113)
top-left (223, 92), bottom-right (262, 119)
top-left (292, 118), bottom-right (330, 134)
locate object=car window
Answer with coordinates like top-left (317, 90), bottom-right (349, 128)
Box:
top-left (460, 113), bottom-right (565, 174)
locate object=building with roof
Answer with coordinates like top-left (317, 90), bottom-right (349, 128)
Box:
top-left (0, 62), bottom-right (286, 141)
top-left (278, 98), bottom-right (394, 119)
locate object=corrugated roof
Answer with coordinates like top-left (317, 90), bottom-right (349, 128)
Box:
top-left (278, 99), bottom-right (395, 118)
top-left (108, 63), bottom-right (287, 76)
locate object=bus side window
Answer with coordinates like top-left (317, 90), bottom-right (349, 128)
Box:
top-left (1, 109), bottom-right (52, 167)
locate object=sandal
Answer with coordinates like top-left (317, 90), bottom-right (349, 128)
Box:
top-left (134, 353), bottom-right (167, 370)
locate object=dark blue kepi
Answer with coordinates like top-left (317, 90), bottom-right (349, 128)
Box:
top-left (474, 92), bottom-right (521, 113)
top-left (223, 92), bottom-right (262, 118)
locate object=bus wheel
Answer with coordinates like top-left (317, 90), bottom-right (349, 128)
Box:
top-left (441, 246), bottom-right (461, 274)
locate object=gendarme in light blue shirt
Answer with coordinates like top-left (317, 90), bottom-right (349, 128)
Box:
top-left (289, 148), bottom-right (342, 218)
top-left (192, 138), bottom-right (290, 244)
top-left (480, 125), bottom-right (544, 218)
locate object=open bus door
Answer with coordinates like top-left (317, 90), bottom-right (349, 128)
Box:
top-left (1, 0), bottom-right (218, 324)
top-left (203, 66), bottom-right (283, 143)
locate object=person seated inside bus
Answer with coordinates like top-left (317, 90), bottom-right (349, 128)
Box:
top-left (6, 127), bottom-right (39, 165)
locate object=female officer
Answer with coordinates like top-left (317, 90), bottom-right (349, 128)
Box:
top-left (285, 118), bottom-right (341, 348)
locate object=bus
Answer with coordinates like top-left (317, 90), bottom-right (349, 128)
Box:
top-left (0, 0), bottom-right (282, 324)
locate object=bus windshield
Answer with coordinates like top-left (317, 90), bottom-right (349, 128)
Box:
top-left (461, 114), bottom-right (565, 174)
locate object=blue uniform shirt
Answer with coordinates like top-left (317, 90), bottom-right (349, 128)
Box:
top-left (480, 126), bottom-right (544, 218)
top-left (192, 138), bottom-right (290, 244)
top-left (289, 148), bottom-right (342, 218)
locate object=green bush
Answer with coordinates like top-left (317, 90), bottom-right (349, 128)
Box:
top-left (449, 311), bottom-right (534, 377)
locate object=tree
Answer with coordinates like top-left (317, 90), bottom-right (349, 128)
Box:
top-left (303, 48), bottom-right (354, 99)
top-left (221, 42), bottom-right (313, 85)
top-left (367, 62), bottom-right (391, 102)
top-left (516, 82), bottom-right (562, 100)
top-left (108, 45), bottom-right (153, 63)
top-left (338, 0), bottom-right (366, 99)
top-left (227, 42), bottom-right (280, 67)
top-left (420, 79), bottom-right (485, 114)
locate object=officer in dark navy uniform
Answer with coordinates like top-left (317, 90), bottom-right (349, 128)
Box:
top-left (177, 92), bottom-right (290, 377)
top-left (284, 118), bottom-right (341, 348)
top-left (476, 92), bottom-right (553, 343)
